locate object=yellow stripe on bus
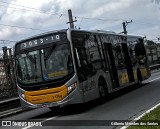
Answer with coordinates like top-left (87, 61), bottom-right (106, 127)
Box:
top-left (120, 72), bottom-right (129, 84)
top-left (141, 68), bottom-right (147, 77)
top-left (25, 88), bottom-right (67, 104)
top-left (133, 70), bottom-right (137, 80)
top-left (24, 85), bottom-right (67, 104)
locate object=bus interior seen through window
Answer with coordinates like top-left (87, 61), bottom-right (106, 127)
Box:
top-left (16, 43), bottom-right (74, 84)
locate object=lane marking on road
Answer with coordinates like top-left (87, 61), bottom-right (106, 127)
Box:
top-left (120, 102), bottom-right (160, 129)
top-left (21, 116), bottom-right (59, 129)
top-left (146, 76), bottom-right (160, 83)
top-left (42, 116), bottom-right (59, 122)
top-left (120, 76), bottom-right (160, 129)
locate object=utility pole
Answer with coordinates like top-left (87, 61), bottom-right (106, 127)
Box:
top-left (1, 40), bottom-right (6, 47)
top-left (122, 22), bottom-right (127, 34)
top-left (122, 20), bottom-right (132, 34)
top-left (67, 9), bottom-right (77, 29)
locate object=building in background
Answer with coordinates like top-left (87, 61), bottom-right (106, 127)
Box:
top-left (145, 40), bottom-right (160, 65)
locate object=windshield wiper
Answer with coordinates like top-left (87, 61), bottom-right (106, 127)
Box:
top-left (24, 50), bottom-right (37, 72)
top-left (44, 44), bottom-right (57, 60)
top-left (44, 44), bottom-right (56, 67)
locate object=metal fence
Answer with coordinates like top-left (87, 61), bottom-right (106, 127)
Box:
top-left (0, 47), bottom-right (18, 101)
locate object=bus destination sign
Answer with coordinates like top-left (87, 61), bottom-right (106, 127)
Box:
top-left (20, 34), bottom-right (61, 50)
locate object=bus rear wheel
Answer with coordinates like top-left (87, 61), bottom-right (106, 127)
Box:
top-left (98, 80), bottom-right (108, 103)
top-left (137, 70), bottom-right (142, 86)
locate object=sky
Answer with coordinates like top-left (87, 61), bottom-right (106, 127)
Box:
top-left (0, 0), bottom-right (160, 51)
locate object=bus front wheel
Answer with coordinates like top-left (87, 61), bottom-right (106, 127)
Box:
top-left (98, 79), bottom-right (108, 102)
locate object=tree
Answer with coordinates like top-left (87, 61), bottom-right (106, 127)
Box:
top-left (147, 40), bottom-right (156, 46)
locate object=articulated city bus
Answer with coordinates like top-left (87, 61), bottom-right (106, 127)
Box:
top-left (14, 29), bottom-right (151, 110)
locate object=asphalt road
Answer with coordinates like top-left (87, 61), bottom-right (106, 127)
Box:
top-left (1, 71), bottom-right (160, 129)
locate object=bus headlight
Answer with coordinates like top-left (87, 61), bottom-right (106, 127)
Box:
top-left (21, 94), bottom-right (25, 99)
top-left (67, 82), bottom-right (77, 94)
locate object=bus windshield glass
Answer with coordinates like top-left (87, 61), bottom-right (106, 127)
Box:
top-left (16, 43), bottom-right (74, 84)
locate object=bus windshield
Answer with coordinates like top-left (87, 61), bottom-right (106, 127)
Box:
top-left (16, 44), bottom-right (74, 84)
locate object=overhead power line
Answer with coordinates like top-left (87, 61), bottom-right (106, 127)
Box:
top-left (0, 3), bottom-right (159, 38)
top-left (0, 4), bottom-right (63, 16)
top-left (0, 40), bottom-right (17, 47)
top-left (0, 40), bottom-right (17, 42)
top-left (0, 1), bottom-right (127, 22)
top-left (0, 23), bottom-right (159, 38)
top-left (129, 32), bottom-right (160, 37)
top-left (1, 0), bottom-right (159, 27)
top-left (0, 23), bottom-right (49, 31)
top-left (0, 1), bottom-right (64, 16)
top-left (0, 1), bottom-right (51, 12)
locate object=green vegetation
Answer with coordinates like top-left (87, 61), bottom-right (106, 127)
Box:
top-left (128, 106), bottom-right (160, 129)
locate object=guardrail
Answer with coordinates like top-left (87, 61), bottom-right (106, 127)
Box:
top-left (0, 97), bottom-right (22, 118)
top-left (0, 97), bottom-right (20, 111)
top-left (149, 64), bottom-right (160, 70)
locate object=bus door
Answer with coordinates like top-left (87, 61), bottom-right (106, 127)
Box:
top-left (104, 43), bottom-right (120, 89)
top-left (121, 43), bottom-right (134, 83)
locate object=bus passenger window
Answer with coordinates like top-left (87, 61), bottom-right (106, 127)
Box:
top-left (134, 38), bottom-right (147, 64)
top-left (113, 44), bottom-right (125, 69)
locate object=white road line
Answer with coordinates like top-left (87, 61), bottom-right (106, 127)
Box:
top-left (120, 76), bottom-right (160, 129)
top-left (146, 76), bottom-right (160, 83)
top-left (21, 116), bottom-right (59, 129)
top-left (42, 116), bottom-right (59, 122)
top-left (120, 103), bottom-right (160, 129)
top-left (134, 103), bottom-right (160, 121)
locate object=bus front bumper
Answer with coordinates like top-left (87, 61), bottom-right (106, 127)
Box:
top-left (19, 87), bottom-right (83, 111)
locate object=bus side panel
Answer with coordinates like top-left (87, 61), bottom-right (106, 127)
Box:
top-left (83, 69), bottom-right (112, 102)
top-left (117, 69), bottom-right (129, 87)
top-left (140, 66), bottom-right (151, 80)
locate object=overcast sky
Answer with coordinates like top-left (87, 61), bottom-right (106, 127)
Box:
top-left (0, 0), bottom-right (160, 50)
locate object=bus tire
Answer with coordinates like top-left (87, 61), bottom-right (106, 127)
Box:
top-left (98, 78), bottom-right (108, 103)
top-left (137, 69), bottom-right (142, 86)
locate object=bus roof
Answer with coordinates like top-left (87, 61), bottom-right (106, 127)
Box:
top-left (14, 28), bottom-right (143, 46)
top-left (15, 29), bottom-right (67, 45)
top-left (70, 29), bottom-right (126, 37)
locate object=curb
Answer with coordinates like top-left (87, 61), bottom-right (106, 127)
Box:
top-left (120, 103), bottom-right (160, 129)
top-left (151, 69), bottom-right (160, 74)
